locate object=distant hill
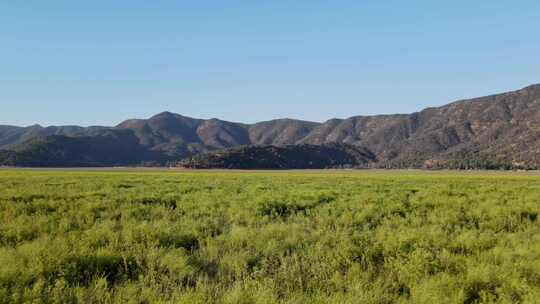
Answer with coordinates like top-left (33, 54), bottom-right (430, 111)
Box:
top-left (0, 125), bottom-right (107, 149)
top-left (0, 129), bottom-right (161, 167)
top-left (116, 112), bottom-right (251, 157)
top-left (179, 143), bottom-right (376, 169)
top-left (1, 84), bottom-right (539, 168)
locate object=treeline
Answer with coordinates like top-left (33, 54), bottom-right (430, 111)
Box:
top-left (375, 151), bottom-right (539, 170)
top-left (177, 144), bottom-right (376, 170)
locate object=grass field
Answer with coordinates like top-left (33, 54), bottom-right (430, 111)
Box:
top-left (1, 170), bottom-right (540, 303)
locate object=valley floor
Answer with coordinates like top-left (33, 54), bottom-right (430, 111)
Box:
top-left (1, 170), bottom-right (539, 303)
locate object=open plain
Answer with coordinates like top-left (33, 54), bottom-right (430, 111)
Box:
top-left (1, 169), bottom-right (540, 303)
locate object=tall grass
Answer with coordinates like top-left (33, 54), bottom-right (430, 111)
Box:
top-left (0, 170), bottom-right (539, 303)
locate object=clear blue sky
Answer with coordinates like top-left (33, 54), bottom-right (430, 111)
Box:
top-left (1, 1), bottom-right (539, 126)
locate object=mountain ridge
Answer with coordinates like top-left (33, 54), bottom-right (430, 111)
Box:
top-left (1, 84), bottom-right (540, 168)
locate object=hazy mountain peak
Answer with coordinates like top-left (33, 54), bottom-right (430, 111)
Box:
top-left (523, 83), bottom-right (540, 90)
top-left (150, 111), bottom-right (181, 119)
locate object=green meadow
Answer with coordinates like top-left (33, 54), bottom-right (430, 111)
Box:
top-left (1, 169), bottom-right (540, 303)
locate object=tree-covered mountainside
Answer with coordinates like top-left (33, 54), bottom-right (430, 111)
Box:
top-left (178, 143), bottom-right (376, 169)
top-left (1, 84), bottom-right (539, 168)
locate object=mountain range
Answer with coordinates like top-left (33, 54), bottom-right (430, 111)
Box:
top-left (1, 84), bottom-right (539, 169)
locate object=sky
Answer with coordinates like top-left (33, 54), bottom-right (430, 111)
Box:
top-left (1, 1), bottom-right (539, 126)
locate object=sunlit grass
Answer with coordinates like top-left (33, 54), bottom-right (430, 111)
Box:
top-left (1, 169), bottom-right (539, 303)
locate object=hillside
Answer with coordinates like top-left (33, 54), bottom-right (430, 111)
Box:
top-left (1, 84), bottom-right (539, 168)
top-left (0, 125), bottom-right (107, 149)
top-left (179, 143), bottom-right (376, 169)
top-left (0, 129), bottom-right (162, 167)
top-left (300, 84), bottom-right (540, 169)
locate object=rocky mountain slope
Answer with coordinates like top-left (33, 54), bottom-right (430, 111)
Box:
top-left (1, 84), bottom-right (539, 168)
